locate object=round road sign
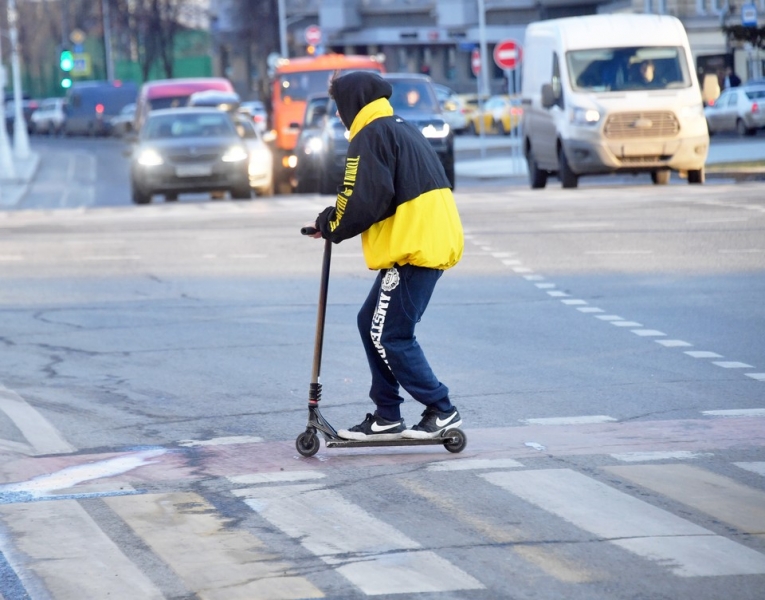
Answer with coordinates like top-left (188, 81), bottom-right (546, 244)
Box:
top-left (471, 48), bottom-right (481, 76)
top-left (305, 25), bottom-right (322, 46)
top-left (493, 39), bottom-right (522, 70)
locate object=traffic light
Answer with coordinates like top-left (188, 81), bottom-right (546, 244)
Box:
top-left (59, 48), bottom-right (73, 89)
top-left (60, 49), bottom-right (74, 72)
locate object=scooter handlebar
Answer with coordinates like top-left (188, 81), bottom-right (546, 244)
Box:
top-left (301, 226), bottom-right (319, 236)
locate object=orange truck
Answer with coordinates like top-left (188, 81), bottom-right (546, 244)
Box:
top-left (270, 53), bottom-right (385, 193)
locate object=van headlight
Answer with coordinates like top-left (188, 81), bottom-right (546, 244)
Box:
top-left (136, 148), bottom-right (164, 166)
top-left (222, 145), bottom-right (248, 162)
top-left (570, 107), bottom-right (600, 126)
top-left (305, 136), bottom-right (324, 154)
top-left (422, 123), bottom-right (450, 138)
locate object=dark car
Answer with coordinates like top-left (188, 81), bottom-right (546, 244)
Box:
top-left (129, 107), bottom-right (251, 204)
top-left (295, 73), bottom-right (455, 195)
top-left (4, 98), bottom-right (39, 134)
top-left (293, 93), bottom-right (331, 193)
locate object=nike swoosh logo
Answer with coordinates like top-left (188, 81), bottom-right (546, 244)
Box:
top-left (436, 413), bottom-right (457, 428)
top-left (371, 421), bottom-right (401, 432)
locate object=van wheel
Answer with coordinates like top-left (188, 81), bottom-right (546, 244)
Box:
top-left (527, 149), bottom-right (547, 189)
top-left (651, 170), bottom-right (670, 185)
top-left (132, 186), bottom-right (152, 205)
top-left (558, 147), bottom-right (578, 189)
top-left (688, 168), bottom-right (705, 185)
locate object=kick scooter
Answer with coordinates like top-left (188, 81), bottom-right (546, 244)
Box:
top-left (295, 227), bottom-right (467, 458)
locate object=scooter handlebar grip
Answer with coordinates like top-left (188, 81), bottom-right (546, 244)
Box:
top-left (301, 226), bottom-right (319, 236)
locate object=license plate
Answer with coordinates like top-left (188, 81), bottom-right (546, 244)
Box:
top-left (176, 164), bottom-right (212, 177)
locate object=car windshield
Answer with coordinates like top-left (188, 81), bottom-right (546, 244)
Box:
top-left (143, 112), bottom-right (236, 139)
top-left (567, 46), bottom-right (691, 92)
top-left (388, 80), bottom-right (439, 112)
top-left (745, 89), bottom-right (765, 99)
top-left (278, 69), bottom-right (379, 102)
top-left (149, 96), bottom-right (191, 111)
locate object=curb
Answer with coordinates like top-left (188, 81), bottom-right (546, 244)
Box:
top-left (0, 152), bottom-right (40, 208)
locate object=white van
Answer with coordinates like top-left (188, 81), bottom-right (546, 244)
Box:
top-left (521, 14), bottom-right (708, 188)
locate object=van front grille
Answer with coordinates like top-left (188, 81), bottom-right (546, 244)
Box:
top-left (604, 112), bottom-right (679, 139)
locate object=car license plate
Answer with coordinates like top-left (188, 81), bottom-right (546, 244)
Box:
top-left (176, 164), bottom-right (212, 177)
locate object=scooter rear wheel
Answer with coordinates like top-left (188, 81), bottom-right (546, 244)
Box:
top-left (444, 428), bottom-right (467, 453)
top-left (296, 431), bottom-right (320, 457)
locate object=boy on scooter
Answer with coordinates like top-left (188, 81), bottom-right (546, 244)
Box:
top-left (305, 71), bottom-right (464, 441)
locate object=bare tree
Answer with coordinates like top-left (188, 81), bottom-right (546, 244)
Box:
top-left (234, 0), bottom-right (280, 100)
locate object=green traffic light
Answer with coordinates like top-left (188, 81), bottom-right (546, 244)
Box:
top-left (60, 50), bottom-right (74, 72)
top-left (61, 77), bottom-right (72, 89)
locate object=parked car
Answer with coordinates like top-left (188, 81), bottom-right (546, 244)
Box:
top-left (4, 98), bottom-right (39, 134)
top-left (109, 103), bottom-right (136, 137)
top-left (293, 94), bottom-right (331, 193)
top-left (705, 85), bottom-right (765, 136)
top-left (239, 100), bottom-right (268, 134)
top-left (30, 97), bottom-right (66, 135)
top-left (129, 107), bottom-right (252, 204)
top-left (234, 115), bottom-right (274, 196)
top-left (467, 94), bottom-right (522, 135)
top-left (433, 83), bottom-right (469, 134)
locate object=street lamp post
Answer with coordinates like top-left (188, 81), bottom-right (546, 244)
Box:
top-left (277, 0), bottom-right (288, 58)
top-left (8, 0), bottom-right (30, 160)
top-left (0, 31), bottom-right (17, 179)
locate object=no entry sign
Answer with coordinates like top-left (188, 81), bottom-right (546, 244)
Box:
top-left (471, 48), bottom-right (481, 76)
top-left (493, 39), bottom-right (522, 70)
top-left (305, 25), bottom-right (322, 46)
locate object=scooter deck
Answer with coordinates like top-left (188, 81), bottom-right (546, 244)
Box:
top-left (325, 436), bottom-right (457, 449)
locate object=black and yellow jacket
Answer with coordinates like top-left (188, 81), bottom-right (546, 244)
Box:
top-left (316, 72), bottom-right (463, 271)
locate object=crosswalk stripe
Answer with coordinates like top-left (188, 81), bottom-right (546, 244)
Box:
top-left (735, 462), bottom-right (765, 477)
top-left (604, 464), bottom-right (765, 535)
top-left (236, 484), bottom-right (484, 595)
top-left (105, 492), bottom-right (322, 600)
top-left (0, 499), bottom-right (164, 599)
top-left (481, 469), bottom-right (765, 577)
top-left (426, 458), bottom-right (524, 471)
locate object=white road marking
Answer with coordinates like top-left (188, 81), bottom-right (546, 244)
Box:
top-left (0, 500), bottom-right (164, 599)
top-left (491, 252), bottom-right (515, 258)
top-left (611, 321), bottom-right (642, 327)
top-left (551, 222), bottom-right (614, 229)
top-left (734, 462), bottom-right (765, 477)
top-left (746, 373), bottom-right (765, 381)
top-left (178, 436), bottom-right (263, 447)
top-left (0, 255), bottom-right (23, 261)
top-left (702, 408), bottom-right (765, 417)
top-left (547, 291), bottom-right (569, 297)
top-left (0, 449), bottom-right (165, 499)
top-left (712, 361), bottom-right (754, 369)
top-left (0, 383), bottom-right (75, 455)
top-left (229, 254), bottom-right (268, 259)
top-left (523, 415), bottom-right (616, 426)
top-left (523, 274), bottom-right (545, 281)
top-left (107, 492), bottom-right (322, 599)
top-left (584, 250), bottom-right (653, 255)
top-left (631, 330), bottom-right (666, 337)
top-left (605, 464), bottom-right (765, 537)
top-left (501, 259), bottom-right (522, 266)
top-left (482, 469), bottom-right (765, 577)
top-left (611, 451), bottom-right (712, 462)
top-left (236, 484), bottom-right (484, 595)
top-left (577, 307), bottom-right (604, 313)
top-left (228, 471), bottom-right (325, 484)
top-left (561, 299), bottom-right (588, 305)
top-left (655, 340), bottom-right (693, 347)
top-left (535, 283), bottom-right (556, 289)
top-left (427, 458), bottom-right (524, 471)
top-left (685, 351), bottom-right (723, 358)
top-left (718, 248), bottom-right (763, 253)
top-left (513, 267), bottom-right (533, 273)
top-left (524, 442), bottom-right (546, 451)
top-left (596, 315), bottom-right (624, 321)
top-left (83, 255), bottom-right (141, 261)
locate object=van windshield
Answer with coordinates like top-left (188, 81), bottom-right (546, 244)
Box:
top-left (567, 46), bottom-right (691, 92)
top-left (278, 68), bottom-right (379, 102)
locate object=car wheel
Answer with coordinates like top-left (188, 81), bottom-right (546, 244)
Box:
top-left (165, 193), bottom-right (178, 202)
top-left (526, 147), bottom-right (548, 189)
top-left (688, 167), bottom-right (705, 185)
top-left (499, 119), bottom-right (511, 136)
top-left (558, 146), bottom-right (578, 189)
top-left (131, 186), bottom-right (152, 205)
top-left (468, 121), bottom-right (478, 136)
top-left (651, 170), bottom-right (670, 185)
top-left (231, 185), bottom-right (252, 200)
top-left (736, 119), bottom-right (754, 137)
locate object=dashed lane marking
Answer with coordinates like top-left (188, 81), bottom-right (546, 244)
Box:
top-left (178, 436), bottom-right (263, 447)
top-left (685, 351), bottom-right (724, 358)
top-left (522, 415), bottom-right (617, 426)
top-left (655, 339), bottom-right (693, 347)
top-left (702, 409), bottom-right (765, 417)
top-left (611, 451), bottom-right (713, 463)
top-left (228, 471), bottom-right (325, 484)
top-left (712, 361), bottom-right (754, 369)
top-left (426, 458), bottom-right (524, 471)
top-left (735, 462), bottom-right (765, 477)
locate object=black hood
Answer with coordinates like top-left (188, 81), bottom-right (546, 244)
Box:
top-left (332, 71), bottom-right (392, 130)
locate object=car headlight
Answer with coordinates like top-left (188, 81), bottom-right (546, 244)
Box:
top-left (422, 122), bottom-right (450, 138)
top-left (222, 145), bottom-right (248, 162)
top-left (136, 148), bottom-right (163, 166)
top-left (570, 107), bottom-right (600, 126)
top-left (305, 137), bottom-right (324, 154)
top-left (680, 103), bottom-right (705, 119)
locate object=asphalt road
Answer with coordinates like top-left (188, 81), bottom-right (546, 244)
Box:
top-left (0, 138), bottom-right (763, 599)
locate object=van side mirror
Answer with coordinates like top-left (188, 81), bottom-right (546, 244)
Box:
top-left (541, 84), bottom-right (557, 109)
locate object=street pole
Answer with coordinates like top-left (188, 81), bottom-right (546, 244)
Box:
top-left (8, 0), bottom-right (30, 160)
top-left (277, 0), bottom-right (288, 58)
top-left (477, 0), bottom-right (489, 159)
top-left (102, 0), bottom-right (115, 80)
top-left (0, 34), bottom-right (17, 180)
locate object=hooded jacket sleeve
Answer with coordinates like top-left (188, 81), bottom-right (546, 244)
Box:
top-left (316, 128), bottom-right (396, 243)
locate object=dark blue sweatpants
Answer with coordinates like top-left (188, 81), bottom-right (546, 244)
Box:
top-left (357, 264), bottom-right (452, 422)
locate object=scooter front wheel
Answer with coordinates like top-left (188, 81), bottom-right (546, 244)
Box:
top-left (444, 428), bottom-right (467, 453)
top-left (296, 431), bottom-right (321, 457)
